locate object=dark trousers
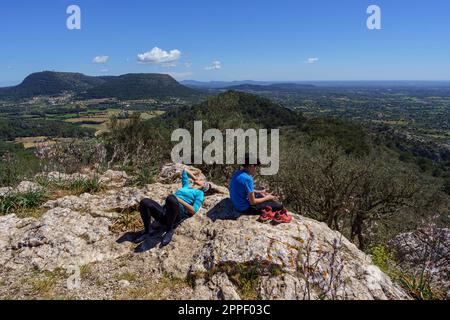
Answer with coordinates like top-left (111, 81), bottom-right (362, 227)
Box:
top-left (139, 195), bottom-right (181, 233)
top-left (243, 201), bottom-right (284, 215)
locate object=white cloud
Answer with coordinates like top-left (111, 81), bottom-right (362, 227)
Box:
top-left (137, 47), bottom-right (181, 67)
top-left (100, 68), bottom-right (109, 73)
top-left (92, 55), bottom-right (109, 64)
top-left (184, 62), bottom-right (192, 68)
top-left (205, 60), bottom-right (221, 71)
top-left (305, 57), bottom-right (319, 64)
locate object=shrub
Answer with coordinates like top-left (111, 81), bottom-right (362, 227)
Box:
top-left (0, 190), bottom-right (47, 215)
top-left (270, 138), bottom-right (437, 250)
top-left (102, 114), bottom-right (172, 177)
top-left (443, 179), bottom-right (450, 196)
top-left (368, 244), bottom-right (397, 276)
top-left (35, 140), bottom-right (107, 174)
top-left (0, 148), bottom-right (40, 187)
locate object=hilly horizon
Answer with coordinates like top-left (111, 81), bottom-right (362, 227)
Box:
top-left (0, 71), bottom-right (199, 100)
top-left (223, 83), bottom-right (316, 93)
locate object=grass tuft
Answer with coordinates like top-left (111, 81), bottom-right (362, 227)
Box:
top-left (0, 190), bottom-right (47, 216)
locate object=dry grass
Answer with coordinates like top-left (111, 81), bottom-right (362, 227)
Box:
top-left (115, 274), bottom-right (191, 300)
top-left (27, 269), bottom-right (66, 299)
top-left (110, 209), bottom-right (143, 233)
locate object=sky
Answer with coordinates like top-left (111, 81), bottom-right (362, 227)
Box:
top-left (1, 0), bottom-right (450, 85)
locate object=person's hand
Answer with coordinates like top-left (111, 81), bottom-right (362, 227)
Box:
top-left (266, 194), bottom-right (279, 202)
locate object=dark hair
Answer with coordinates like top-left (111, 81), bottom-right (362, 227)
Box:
top-left (243, 153), bottom-right (261, 167)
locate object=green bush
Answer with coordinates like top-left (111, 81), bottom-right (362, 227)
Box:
top-left (443, 179), bottom-right (450, 196)
top-left (368, 244), bottom-right (397, 276)
top-left (0, 144), bottom-right (40, 187)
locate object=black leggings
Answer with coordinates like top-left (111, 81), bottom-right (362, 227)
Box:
top-left (243, 201), bottom-right (284, 215)
top-left (139, 195), bottom-right (180, 233)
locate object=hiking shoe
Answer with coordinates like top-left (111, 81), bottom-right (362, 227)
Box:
top-left (272, 209), bottom-right (293, 224)
top-left (258, 206), bottom-right (275, 222)
top-left (133, 232), bottom-right (149, 244)
top-left (134, 238), bottom-right (154, 253)
top-left (148, 227), bottom-right (164, 237)
top-left (160, 229), bottom-right (174, 247)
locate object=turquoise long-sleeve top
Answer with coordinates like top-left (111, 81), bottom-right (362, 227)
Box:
top-left (173, 170), bottom-right (205, 214)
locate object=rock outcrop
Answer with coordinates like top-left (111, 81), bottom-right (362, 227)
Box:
top-left (389, 228), bottom-right (450, 298)
top-left (0, 181), bottom-right (43, 197)
top-left (0, 165), bottom-right (410, 300)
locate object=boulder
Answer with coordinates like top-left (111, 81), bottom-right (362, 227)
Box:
top-left (0, 208), bottom-right (129, 271)
top-left (0, 181), bottom-right (42, 197)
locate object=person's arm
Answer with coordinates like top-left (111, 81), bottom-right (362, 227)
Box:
top-left (192, 192), bottom-right (204, 214)
top-left (180, 169), bottom-right (189, 188)
top-left (248, 192), bottom-right (278, 206)
top-left (184, 168), bottom-right (197, 181)
top-left (176, 197), bottom-right (195, 216)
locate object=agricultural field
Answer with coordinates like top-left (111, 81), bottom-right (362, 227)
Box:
top-left (0, 97), bottom-right (169, 145)
top-left (237, 87), bottom-right (450, 144)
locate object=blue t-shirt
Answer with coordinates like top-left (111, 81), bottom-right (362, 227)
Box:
top-left (173, 170), bottom-right (204, 214)
top-left (229, 170), bottom-right (254, 212)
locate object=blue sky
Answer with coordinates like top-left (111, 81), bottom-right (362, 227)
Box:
top-left (1, 0), bottom-right (450, 85)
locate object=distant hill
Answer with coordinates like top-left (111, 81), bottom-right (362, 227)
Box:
top-left (181, 80), bottom-right (317, 90)
top-left (0, 72), bottom-right (106, 99)
top-left (80, 73), bottom-right (198, 100)
top-left (0, 71), bottom-right (198, 100)
top-left (181, 80), bottom-right (274, 89)
top-left (161, 90), bottom-right (303, 129)
top-left (224, 83), bottom-right (316, 92)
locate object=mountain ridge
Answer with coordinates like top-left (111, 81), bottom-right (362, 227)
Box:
top-left (224, 83), bottom-right (316, 92)
top-left (0, 71), bottom-right (198, 100)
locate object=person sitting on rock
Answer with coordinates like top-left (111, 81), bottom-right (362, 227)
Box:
top-left (229, 154), bottom-right (291, 223)
top-left (136, 167), bottom-right (210, 247)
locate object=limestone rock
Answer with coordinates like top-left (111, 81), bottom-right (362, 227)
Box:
top-left (0, 181), bottom-right (42, 196)
top-left (0, 164), bottom-right (411, 300)
top-left (389, 228), bottom-right (450, 296)
top-left (15, 181), bottom-right (43, 193)
top-left (98, 170), bottom-right (131, 189)
top-left (36, 171), bottom-right (90, 183)
top-left (0, 187), bottom-right (13, 197)
top-left (0, 208), bottom-right (129, 272)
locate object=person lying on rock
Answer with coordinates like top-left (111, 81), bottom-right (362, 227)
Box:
top-left (229, 154), bottom-right (292, 223)
top-left (137, 167), bottom-right (211, 247)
